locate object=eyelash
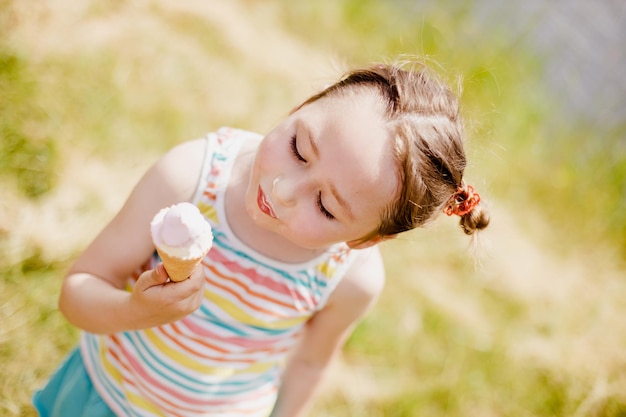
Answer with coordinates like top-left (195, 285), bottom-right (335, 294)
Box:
top-left (290, 134), bottom-right (334, 220)
top-left (290, 134), bottom-right (307, 163)
top-left (317, 192), bottom-right (335, 220)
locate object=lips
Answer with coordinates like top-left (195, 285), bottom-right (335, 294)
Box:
top-left (257, 186), bottom-right (277, 219)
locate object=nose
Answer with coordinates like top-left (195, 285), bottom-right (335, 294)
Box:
top-left (271, 175), bottom-right (301, 207)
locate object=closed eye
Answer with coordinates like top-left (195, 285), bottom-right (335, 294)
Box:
top-left (317, 192), bottom-right (335, 220)
top-left (290, 134), bottom-right (307, 163)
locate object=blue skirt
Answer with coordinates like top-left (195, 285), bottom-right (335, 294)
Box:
top-left (33, 347), bottom-right (116, 417)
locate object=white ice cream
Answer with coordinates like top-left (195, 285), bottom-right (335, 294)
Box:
top-left (150, 202), bottom-right (213, 259)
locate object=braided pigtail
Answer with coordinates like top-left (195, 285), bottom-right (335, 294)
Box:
top-left (443, 184), bottom-right (490, 235)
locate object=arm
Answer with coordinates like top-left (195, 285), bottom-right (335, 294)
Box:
top-left (269, 247), bottom-right (386, 417)
top-left (59, 138), bottom-right (208, 334)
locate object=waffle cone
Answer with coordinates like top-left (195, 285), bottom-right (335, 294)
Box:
top-left (156, 248), bottom-right (205, 282)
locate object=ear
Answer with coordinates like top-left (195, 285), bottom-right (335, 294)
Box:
top-left (346, 234), bottom-right (398, 250)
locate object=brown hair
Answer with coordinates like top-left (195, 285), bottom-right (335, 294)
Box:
top-left (297, 62), bottom-right (490, 237)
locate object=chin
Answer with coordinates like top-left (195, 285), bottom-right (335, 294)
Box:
top-left (286, 236), bottom-right (328, 251)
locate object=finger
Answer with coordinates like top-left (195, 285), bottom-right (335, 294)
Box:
top-left (139, 264), bottom-right (169, 289)
top-left (167, 264), bottom-right (205, 297)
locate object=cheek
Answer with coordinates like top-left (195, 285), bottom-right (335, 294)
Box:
top-left (249, 143), bottom-right (280, 194)
top-left (287, 212), bottom-right (337, 245)
top-left (257, 135), bottom-right (286, 168)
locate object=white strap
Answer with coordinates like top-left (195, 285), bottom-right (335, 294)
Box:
top-left (191, 132), bottom-right (217, 204)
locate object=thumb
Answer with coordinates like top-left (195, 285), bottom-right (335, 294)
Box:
top-left (140, 263), bottom-right (170, 288)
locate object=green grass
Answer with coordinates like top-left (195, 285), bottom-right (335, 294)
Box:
top-left (0, 50), bottom-right (59, 199)
top-left (1, 261), bottom-right (77, 416)
top-left (1, 1), bottom-right (626, 416)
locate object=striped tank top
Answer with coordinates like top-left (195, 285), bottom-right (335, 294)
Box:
top-left (81, 127), bottom-right (358, 417)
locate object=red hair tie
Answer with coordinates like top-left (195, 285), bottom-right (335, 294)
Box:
top-left (444, 184), bottom-right (481, 217)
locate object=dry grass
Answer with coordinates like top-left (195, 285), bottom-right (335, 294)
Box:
top-left (2, 1), bottom-right (626, 416)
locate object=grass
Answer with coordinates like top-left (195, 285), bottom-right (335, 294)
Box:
top-left (1, 260), bottom-right (77, 417)
top-left (1, 0), bottom-right (626, 416)
top-left (315, 225), bottom-right (626, 416)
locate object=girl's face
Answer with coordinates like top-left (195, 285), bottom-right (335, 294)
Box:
top-left (245, 90), bottom-right (399, 250)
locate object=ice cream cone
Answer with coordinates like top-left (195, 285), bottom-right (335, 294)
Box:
top-left (156, 247), bottom-right (205, 282)
top-left (150, 202), bottom-right (213, 282)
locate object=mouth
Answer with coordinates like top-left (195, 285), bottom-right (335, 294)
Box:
top-left (257, 186), bottom-right (277, 219)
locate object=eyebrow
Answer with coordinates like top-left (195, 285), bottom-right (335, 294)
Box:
top-left (330, 183), bottom-right (355, 221)
top-left (304, 123), bottom-right (319, 159)
top-left (304, 122), bottom-right (355, 221)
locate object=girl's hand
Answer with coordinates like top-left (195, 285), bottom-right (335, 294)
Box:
top-left (130, 263), bottom-right (205, 327)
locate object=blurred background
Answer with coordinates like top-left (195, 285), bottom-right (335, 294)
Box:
top-left (1, 0), bottom-right (625, 416)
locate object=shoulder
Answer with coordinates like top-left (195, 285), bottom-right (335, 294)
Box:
top-left (300, 247), bottom-right (385, 346)
top-left (325, 246), bottom-right (386, 317)
top-left (343, 246), bottom-right (386, 301)
top-left (144, 137), bottom-right (208, 204)
top-left (154, 138), bottom-right (207, 185)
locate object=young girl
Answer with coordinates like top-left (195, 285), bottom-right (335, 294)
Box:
top-left (33, 62), bottom-right (489, 417)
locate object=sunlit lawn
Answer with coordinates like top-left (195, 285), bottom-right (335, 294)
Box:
top-left (2, 1), bottom-right (626, 416)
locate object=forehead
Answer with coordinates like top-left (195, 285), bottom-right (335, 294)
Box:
top-left (296, 89), bottom-right (389, 147)
top-left (296, 91), bottom-right (399, 222)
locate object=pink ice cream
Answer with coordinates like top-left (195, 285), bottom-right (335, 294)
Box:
top-left (150, 202), bottom-right (213, 260)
